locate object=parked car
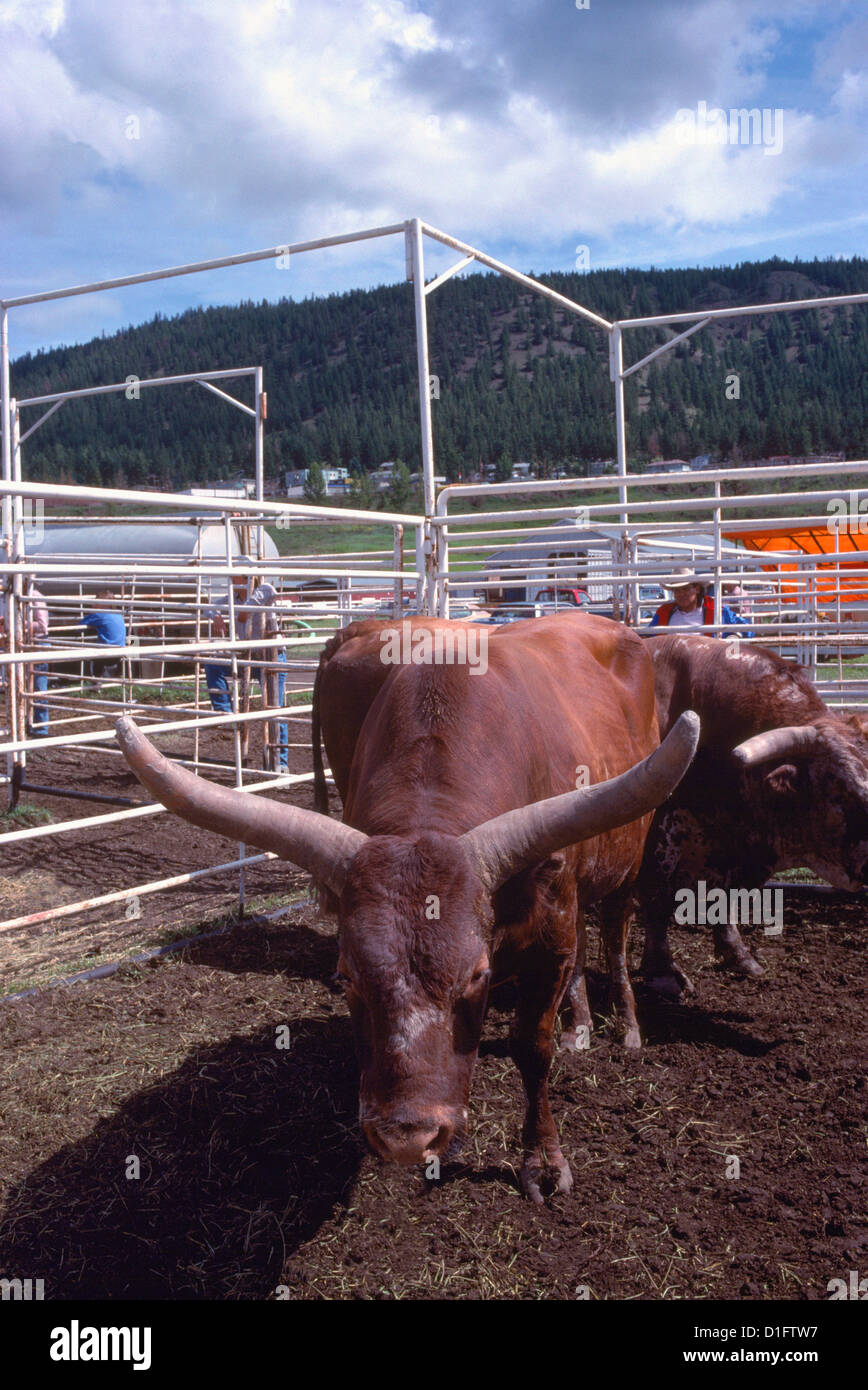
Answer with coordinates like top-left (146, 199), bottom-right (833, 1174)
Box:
top-left (637, 583), bottom-right (665, 623)
top-left (488, 604), bottom-right (543, 624)
top-left (449, 604), bottom-right (491, 622)
top-left (535, 601), bottom-right (593, 618)
top-left (533, 586), bottom-right (592, 609)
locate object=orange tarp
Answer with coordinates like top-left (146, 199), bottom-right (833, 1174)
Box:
top-left (723, 525), bottom-right (868, 604)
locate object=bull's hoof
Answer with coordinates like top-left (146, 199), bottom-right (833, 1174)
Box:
top-left (646, 970), bottom-right (695, 1002)
top-left (553, 1160), bottom-right (574, 1196)
top-left (717, 947), bottom-right (765, 978)
top-left (621, 1023), bottom-right (643, 1050)
top-left (559, 1024), bottom-right (592, 1053)
top-left (731, 953), bottom-right (765, 979)
top-left (520, 1151), bottom-right (573, 1203)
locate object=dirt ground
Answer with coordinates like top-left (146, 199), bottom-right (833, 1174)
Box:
top-left (0, 725), bottom-right (316, 993)
top-left (1, 856), bottom-right (866, 1298)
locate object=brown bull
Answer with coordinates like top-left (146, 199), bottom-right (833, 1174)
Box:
top-left (116, 614), bottom-right (698, 1201)
top-left (639, 631), bottom-right (868, 998)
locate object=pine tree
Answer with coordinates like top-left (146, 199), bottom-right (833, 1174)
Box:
top-left (349, 468), bottom-right (379, 511)
top-left (303, 460), bottom-right (327, 504)
top-left (386, 461), bottom-right (412, 511)
top-left (494, 451), bottom-right (513, 482)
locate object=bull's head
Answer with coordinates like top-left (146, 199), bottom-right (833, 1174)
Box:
top-left (733, 716), bottom-right (868, 890)
top-left (116, 711), bottom-right (699, 1167)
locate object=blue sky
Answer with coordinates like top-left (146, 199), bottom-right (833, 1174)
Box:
top-left (1, 0), bottom-right (866, 359)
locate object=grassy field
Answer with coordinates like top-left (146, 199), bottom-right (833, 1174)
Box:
top-left (268, 471), bottom-right (866, 580)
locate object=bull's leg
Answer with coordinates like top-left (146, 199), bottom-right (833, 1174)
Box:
top-left (638, 806), bottom-right (710, 999)
top-left (639, 880), bottom-right (695, 1001)
top-left (559, 908), bottom-right (593, 1051)
top-left (600, 887), bottom-right (642, 1049)
top-left (510, 952), bottom-right (575, 1203)
top-left (713, 917), bottom-right (765, 977)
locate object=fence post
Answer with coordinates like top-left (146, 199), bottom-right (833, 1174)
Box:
top-left (392, 524), bottom-right (404, 618)
top-left (408, 219), bottom-right (439, 614)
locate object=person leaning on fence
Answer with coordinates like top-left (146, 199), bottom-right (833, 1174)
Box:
top-left (203, 573), bottom-right (289, 771)
top-left (648, 567), bottom-right (754, 638)
top-left (75, 588), bottom-right (127, 680)
top-left (27, 582), bottom-right (50, 737)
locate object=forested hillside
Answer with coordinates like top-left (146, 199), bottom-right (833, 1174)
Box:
top-left (10, 255), bottom-right (868, 490)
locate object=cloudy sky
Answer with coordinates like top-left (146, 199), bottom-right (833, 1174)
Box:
top-left (1, 0), bottom-right (866, 356)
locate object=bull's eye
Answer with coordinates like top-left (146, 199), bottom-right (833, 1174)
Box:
top-left (330, 970), bottom-right (352, 993)
top-left (454, 970), bottom-right (490, 1054)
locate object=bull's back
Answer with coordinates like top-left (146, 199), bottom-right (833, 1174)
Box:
top-left (315, 618), bottom-right (480, 806)
top-left (646, 632), bottom-right (825, 749)
top-left (344, 614), bottom-right (659, 844)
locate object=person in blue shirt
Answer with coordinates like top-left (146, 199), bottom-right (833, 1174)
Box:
top-left (27, 583), bottom-right (51, 737)
top-left (203, 575), bottom-right (289, 772)
top-left (76, 589), bottom-right (127, 681)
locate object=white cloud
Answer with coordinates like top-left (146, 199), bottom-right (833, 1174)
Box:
top-left (0, 0), bottom-right (865, 350)
top-left (0, 0), bottom-right (66, 38)
top-left (0, 0), bottom-right (835, 238)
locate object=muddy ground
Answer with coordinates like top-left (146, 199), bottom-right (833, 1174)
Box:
top-left (1, 838), bottom-right (866, 1298)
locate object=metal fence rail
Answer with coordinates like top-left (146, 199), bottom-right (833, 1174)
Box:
top-left (3, 217), bottom-right (867, 970)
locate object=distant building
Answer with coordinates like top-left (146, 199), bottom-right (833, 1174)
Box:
top-left (482, 518), bottom-right (616, 607)
top-left (284, 467), bottom-right (349, 490)
top-left (185, 481), bottom-right (255, 499)
top-left (655, 459), bottom-right (692, 473)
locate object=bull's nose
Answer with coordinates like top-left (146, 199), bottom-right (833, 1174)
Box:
top-left (364, 1117), bottom-right (452, 1165)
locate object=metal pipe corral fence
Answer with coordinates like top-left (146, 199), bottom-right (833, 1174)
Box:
top-left (2, 218), bottom-right (867, 985)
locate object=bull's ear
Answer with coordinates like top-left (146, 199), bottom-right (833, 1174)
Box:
top-left (764, 762), bottom-right (798, 797)
top-left (534, 852), bottom-right (567, 883)
top-left (493, 853), bottom-right (567, 920)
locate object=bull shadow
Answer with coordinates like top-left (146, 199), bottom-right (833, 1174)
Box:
top-left (179, 913), bottom-right (339, 991)
top-left (0, 1015), bottom-right (364, 1300)
top-left (633, 985), bottom-right (785, 1057)
top-left (480, 969), bottom-right (780, 1059)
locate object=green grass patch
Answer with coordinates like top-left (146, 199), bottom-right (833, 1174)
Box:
top-left (0, 801), bottom-right (55, 830)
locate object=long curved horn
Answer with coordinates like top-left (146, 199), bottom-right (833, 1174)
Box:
top-left (460, 709), bottom-right (701, 892)
top-left (115, 716), bottom-right (366, 896)
top-left (732, 725), bottom-right (819, 767)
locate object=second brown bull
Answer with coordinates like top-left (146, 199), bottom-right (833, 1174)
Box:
top-left (639, 632), bottom-right (868, 999)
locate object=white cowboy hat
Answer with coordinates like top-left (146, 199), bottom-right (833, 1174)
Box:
top-left (662, 565), bottom-right (712, 590)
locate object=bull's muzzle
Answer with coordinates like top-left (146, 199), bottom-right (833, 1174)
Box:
top-left (363, 1107), bottom-right (459, 1166)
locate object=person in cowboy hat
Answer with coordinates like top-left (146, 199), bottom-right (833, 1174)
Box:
top-left (648, 566), bottom-right (753, 636)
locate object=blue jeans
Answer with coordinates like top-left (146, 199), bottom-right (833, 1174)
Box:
top-left (203, 651), bottom-right (288, 769)
top-left (32, 662), bottom-right (49, 733)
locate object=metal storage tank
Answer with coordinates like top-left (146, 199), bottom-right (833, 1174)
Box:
top-left (26, 520), bottom-right (279, 597)
top-left (24, 520), bottom-right (280, 678)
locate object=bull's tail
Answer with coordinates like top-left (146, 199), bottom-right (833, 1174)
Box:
top-left (312, 650), bottom-right (329, 815)
top-left (312, 621), bottom-right (366, 816)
